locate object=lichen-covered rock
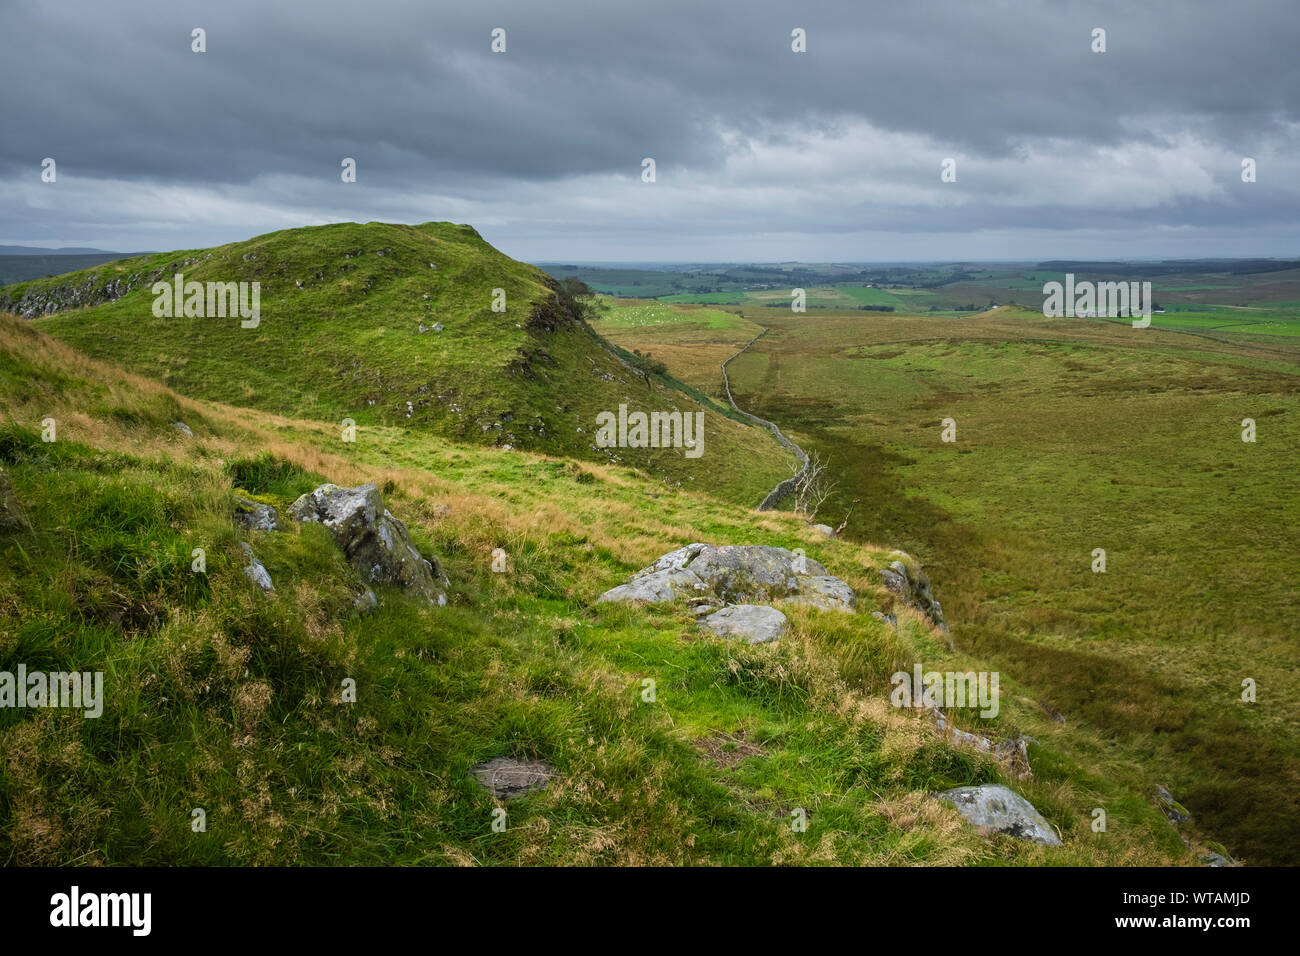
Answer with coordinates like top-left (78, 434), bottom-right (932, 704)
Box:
top-left (702, 604), bottom-right (789, 644)
top-left (471, 757), bottom-right (556, 800)
top-left (881, 557), bottom-right (948, 633)
top-left (233, 495), bottom-right (283, 532)
top-left (597, 543), bottom-right (854, 612)
top-left (290, 482), bottom-right (448, 606)
top-left (811, 523), bottom-right (836, 538)
top-left (939, 785), bottom-right (1060, 845)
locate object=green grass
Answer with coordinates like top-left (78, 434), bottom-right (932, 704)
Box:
top-left (0, 311), bottom-right (1193, 865)
top-left (720, 304), bottom-right (1300, 864)
top-left (1114, 306), bottom-right (1300, 337)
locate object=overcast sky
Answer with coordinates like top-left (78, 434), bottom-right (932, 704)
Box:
top-left (2, 0), bottom-right (1299, 262)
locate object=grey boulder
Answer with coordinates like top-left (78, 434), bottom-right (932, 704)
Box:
top-left (939, 785), bottom-right (1061, 846)
top-left (702, 604), bottom-right (789, 644)
top-left (597, 543), bottom-right (854, 612)
top-left (290, 482), bottom-right (448, 606)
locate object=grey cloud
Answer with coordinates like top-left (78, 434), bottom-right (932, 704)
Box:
top-left (2, 0), bottom-right (1298, 258)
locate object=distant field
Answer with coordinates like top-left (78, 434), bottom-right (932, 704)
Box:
top-left (632, 301), bottom-right (1300, 865)
top-left (657, 292), bottom-right (749, 304)
top-left (591, 300), bottom-right (761, 399)
top-left (593, 300), bottom-right (747, 331)
top-left (1128, 307), bottom-right (1300, 337)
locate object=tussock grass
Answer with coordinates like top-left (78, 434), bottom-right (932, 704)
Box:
top-left (0, 313), bottom-right (1190, 865)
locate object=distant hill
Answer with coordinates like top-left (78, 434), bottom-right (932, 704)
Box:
top-left (0, 245), bottom-right (121, 255)
top-left (1, 221), bottom-right (795, 505)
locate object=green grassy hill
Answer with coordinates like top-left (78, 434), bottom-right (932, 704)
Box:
top-left (0, 312), bottom-right (1208, 866)
top-left (1, 222), bottom-right (792, 507)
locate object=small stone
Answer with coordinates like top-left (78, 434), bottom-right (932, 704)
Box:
top-left (171, 421), bottom-right (193, 437)
top-left (1156, 785), bottom-right (1191, 824)
top-left (241, 543), bottom-right (273, 592)
top-left (471, 757), bottom-right (555, 800)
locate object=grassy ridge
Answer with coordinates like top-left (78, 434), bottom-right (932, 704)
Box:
top-left (6, 222), bottom-right (794, 507)
top-left (0, 313), bottom-right (1195, 865)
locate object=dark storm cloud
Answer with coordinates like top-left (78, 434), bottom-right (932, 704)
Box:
top-left (2, 0), bottom-right (1298, 258)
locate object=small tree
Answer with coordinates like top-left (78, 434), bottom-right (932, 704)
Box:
top-left (791, 450), bottom-right (835, 518)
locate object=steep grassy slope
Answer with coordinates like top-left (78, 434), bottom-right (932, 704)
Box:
top-left (0, 313), bottom-right (1200, 866)
top-left (2, 222), bottom-right (793, 507)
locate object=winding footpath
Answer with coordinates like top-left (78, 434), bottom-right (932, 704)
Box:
top-left (719, 328), bottom-right (811, 510)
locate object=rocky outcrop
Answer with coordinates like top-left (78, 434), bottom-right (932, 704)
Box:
top-left (929, 707), bottom-right (1034, 779)
top-left (597, 543), bottom-right (855, 613)
top-left (0, 256), bottom-right (207, 318)
top-left (701, 604), bottom-right (789, 644)
top-left (289, 482), bottom-right (448, 606)
top-left (881, 557), bottom-right (948, 633)
top-left (471, 757), bottom-right (556, 800)
top-left (939, 785), bottom-right (1061, 846)
top-left (233, 495), bottom-right (283, 532)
